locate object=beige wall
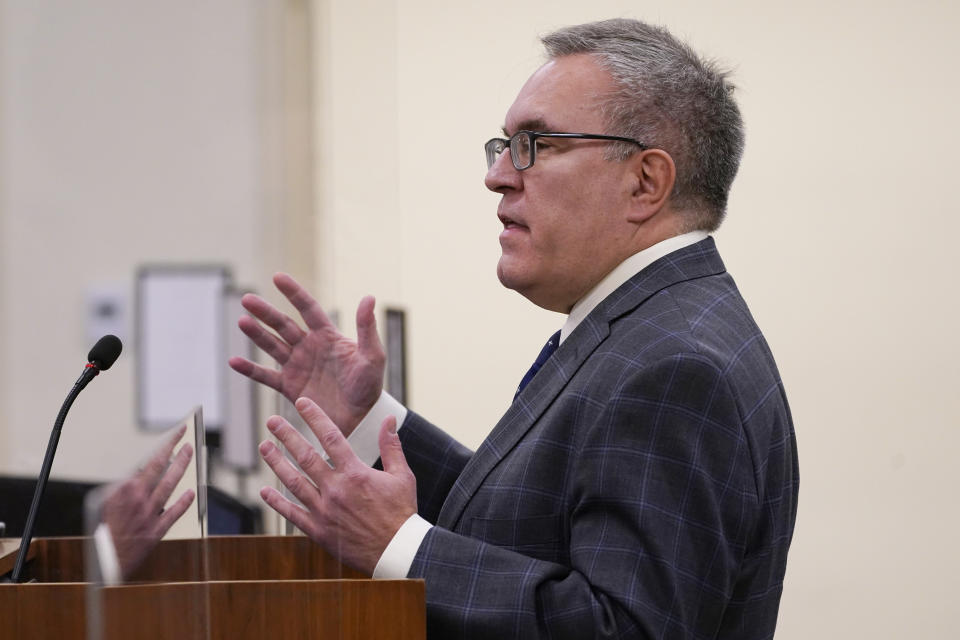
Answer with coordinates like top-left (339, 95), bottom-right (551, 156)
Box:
top-left (316, 1), bottom-right (960, 637)
top-left (0, 0), bottom-right (309, 504)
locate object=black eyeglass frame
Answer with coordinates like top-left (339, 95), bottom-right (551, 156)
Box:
top-left (484, 130), bottom-right (648, 171)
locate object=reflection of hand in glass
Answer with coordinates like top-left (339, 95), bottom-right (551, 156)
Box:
top-left (101, 425), bottom-right (195, 579)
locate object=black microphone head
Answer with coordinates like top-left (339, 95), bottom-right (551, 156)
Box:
top-left (88, 335), bottom-right (123, 370)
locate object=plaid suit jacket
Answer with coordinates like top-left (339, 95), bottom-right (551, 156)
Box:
top-left (399, 238), bottom-right (798, 639)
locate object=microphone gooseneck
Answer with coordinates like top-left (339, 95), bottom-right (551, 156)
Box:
top-left (8, 335), bottom-right (123, 583)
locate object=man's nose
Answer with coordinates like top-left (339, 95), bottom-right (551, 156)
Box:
top-left (484, 149), bottom-right (522, 193)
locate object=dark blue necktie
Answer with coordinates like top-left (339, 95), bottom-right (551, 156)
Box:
top-left (514, 330), bottom-right (561, 401)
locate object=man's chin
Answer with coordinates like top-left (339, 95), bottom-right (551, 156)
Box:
top-left (496, 261), bottom-right (526, 292)
top-left (497, 263), bottom-right (548, 306)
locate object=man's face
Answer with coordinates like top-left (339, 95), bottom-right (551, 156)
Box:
top-left (486, 54), bottom-right (640, 313)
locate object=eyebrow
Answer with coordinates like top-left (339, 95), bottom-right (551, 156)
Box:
top-left (502, 118), bottom-right (551, 137)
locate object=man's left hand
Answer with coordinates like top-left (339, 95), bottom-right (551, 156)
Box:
top-left (259, 397), bottom-right (417, 575)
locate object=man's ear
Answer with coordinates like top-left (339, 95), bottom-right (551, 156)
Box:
top-left (626, 149), bottom-right (676, 224)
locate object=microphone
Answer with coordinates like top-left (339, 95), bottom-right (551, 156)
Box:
top-left (8, 335), bottom-right (123, 583)
top-left (88, 334), bottom-right (122, 371)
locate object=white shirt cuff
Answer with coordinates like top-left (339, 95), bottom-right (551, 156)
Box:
top-left (93, 521), bottom-right (122, 586)
top-left (372, 513), bottom-right (432, 579)
top-left (343, 391), bottom-right (408, 467)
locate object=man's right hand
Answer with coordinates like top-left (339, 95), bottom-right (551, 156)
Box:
top-left (228, 273), bottom-right (385, 437)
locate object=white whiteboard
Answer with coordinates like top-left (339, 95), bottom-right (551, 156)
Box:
top-left (137, 266), bottom-right (230, 431)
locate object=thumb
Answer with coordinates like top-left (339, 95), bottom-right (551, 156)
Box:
top-left (356, 296), bottom-right (385, 361)
top-left (378, 416), bottom-right (409, 476)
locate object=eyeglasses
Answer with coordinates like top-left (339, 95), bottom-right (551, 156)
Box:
top-left (484, 130), bottom-right (647, 171)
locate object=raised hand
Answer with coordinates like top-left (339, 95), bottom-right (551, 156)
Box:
top-left (228, 273), bottom-right (385, 437)
top-left (259, 397), bottom-right (417, 575)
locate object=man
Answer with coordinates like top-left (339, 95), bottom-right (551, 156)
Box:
top-left (230, 18), bottom-right (798, 639)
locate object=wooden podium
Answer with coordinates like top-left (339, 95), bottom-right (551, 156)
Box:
top-left (0, 536), bottom-right (425, 639)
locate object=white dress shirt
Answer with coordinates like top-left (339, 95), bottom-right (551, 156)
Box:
top-left (346, 231), bottom-right (710, 578)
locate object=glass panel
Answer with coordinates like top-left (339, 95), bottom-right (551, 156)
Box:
top-left (84, 408), bottom-right (209, 640)
top-left (272, 396), bottom-right (348, 620)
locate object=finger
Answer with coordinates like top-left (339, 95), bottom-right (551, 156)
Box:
top-left (294, 397), bottom-right (357, 471)
top-left (259, 438), bottom-right (323, 511)
top-left (274, 273), bottom-right (336, 333)
top-left (355, 296), bottom-right (385, 363)
top-left (377, 416), bottom-right (411, 476)
top-left (155, 489), bottom-right (195, 537)
top-left (241, 291), bottom-right (305, 346)
top-left (260, 486), bottom-right (318, 538)
top-left (228, 356), bottom-right (283, 392)
top-left (265, 415), bottom-right (333, 486)
top-left (150, 443), bottom-right (194, 513)
top-left (237, 314), bottom-right (292, 364)
top-left (139, 425), bottom-right (188, 490)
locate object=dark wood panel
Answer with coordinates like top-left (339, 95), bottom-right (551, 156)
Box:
top-left (1, 536), bottom-right (425, 639)
top-left (1, 537), bottom-right (87, 582)
top-left (98, 579), bottom-right (425, 639)
top-left (205, 535), bottom-right (366, 580)
top-left (0, 582), bottom-right (87, 639)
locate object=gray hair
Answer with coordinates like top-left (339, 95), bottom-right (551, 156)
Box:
top-left (542, 19), bottom-right (745, 231)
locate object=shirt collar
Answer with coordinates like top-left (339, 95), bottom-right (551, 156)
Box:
top-left (559, 231), bottom-right (709, 344)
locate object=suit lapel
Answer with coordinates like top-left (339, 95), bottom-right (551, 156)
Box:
top-left (435, 320), bottom-right (606, 530)
top-left (436, 238), bottom-right (727, 530)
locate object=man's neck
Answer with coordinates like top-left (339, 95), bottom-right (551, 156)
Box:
top-left (559, 230), bottom-right (709, 344)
